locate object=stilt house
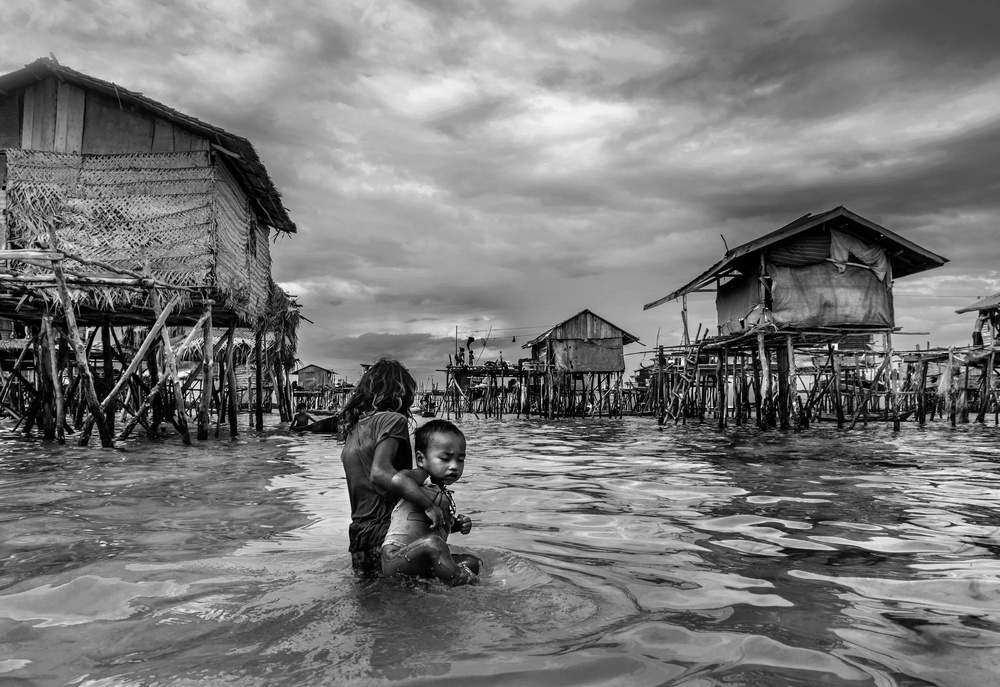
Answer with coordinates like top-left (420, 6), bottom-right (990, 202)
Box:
top-left (644, 206), bottom-right (947, 344)
top-left (524, 309), bottom-right (640, 372)
top-left (0, 56), bottom-right (295, 324)
top-left (0, 57), bottom-right (298, 446)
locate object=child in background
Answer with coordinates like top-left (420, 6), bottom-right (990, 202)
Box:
top-left (381, 419), bottom-right (481, 586)
top-left (290, 403), bottom-right (314, 431)
top-left (340, 357), bottom-right (446, 577)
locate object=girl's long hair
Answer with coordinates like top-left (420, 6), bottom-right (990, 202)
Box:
top-left (340, 356), bottom-right (417, 437)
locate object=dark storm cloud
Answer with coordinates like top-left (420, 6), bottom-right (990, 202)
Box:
top-left (5, 0), bottom-right (999, 373)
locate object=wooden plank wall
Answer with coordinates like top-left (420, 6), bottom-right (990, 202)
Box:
top-left (14, 77), bottom-right (209, 155)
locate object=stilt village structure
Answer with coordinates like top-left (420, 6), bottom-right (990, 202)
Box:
top-left (642, 206), bottom-right (1000, 431)
top-left (0, 58), bottom-right (301, 447)
top-left (441, 309), bottom-right (641, 419)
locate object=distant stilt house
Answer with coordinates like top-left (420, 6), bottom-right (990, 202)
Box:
top-left (0, 57), bottom-right (299, 446)
top-left (441, 309), bottom-right (641, 419)
top-left (643, 206), bottom-right (951, 430)
top-left (292, 364), bottom-right (338, 410)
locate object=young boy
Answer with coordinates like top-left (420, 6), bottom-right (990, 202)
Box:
top-left (290, 403), bottom-right (314, 431)
top-left (382, 419), bottom-right (481, 586)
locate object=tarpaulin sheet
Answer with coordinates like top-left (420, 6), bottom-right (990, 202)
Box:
top-left (830, 229), bottom-right (890, 281)
top-left (716, 268), bottom-right (762, 335)
top-left (769, 261), bottom-right (893, 328)
top-left (551, 339), bottom-right (624, 372)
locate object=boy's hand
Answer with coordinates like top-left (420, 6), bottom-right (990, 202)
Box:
top-left (452, 514), bottom-right (473, 535)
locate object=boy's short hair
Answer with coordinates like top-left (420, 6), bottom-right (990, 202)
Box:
top-left (415, 419), bottom-right (464, 454)
top-left (296, 403), bottom-right (306, 411)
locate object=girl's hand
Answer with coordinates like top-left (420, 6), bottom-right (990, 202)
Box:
top-left (452, 514), bottom-right (473, 535)
top-left (424, 503), bottom-right (445, 531)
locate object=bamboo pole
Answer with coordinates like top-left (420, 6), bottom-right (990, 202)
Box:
top-left (226, 320), bottom-right (238, 437)
top-left (151, 293), bottom-right (191, 445)
top-left (44, 225), bottom-right (112, 447)
top-left (916, 356), bottom-right (927, 424)
top-left (198, 301), bottom-right (213, 440)
top-left (0, 333), bottom-right (39, 410)
top-left (757, 332), bottom-right (772, 428)
top-left (116, 317), bottom-right (206, 443)
top-left (848, 353), bottom-right (892, 430)
top-left (78, 296), bottom-right (184, 443)
top-left (42, 315), bottom-right (64, 443)
top-left (255, 328), bottom-right (264, 431)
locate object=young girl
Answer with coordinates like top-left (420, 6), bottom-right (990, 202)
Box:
top-left (339, 357), bottom-right (446, 577)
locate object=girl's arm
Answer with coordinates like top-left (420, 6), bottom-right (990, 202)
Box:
top-left (370, 441), bottom-right (444, 529)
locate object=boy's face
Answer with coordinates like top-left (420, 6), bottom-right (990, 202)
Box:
top-left (417, 432), bottom-right (466, 486)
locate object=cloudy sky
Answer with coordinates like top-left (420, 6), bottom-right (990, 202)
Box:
top-left (5, 0), bottom-right (1000, 385)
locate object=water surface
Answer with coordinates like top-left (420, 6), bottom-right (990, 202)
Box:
top-left (1, 417), bottom-right (999, 686)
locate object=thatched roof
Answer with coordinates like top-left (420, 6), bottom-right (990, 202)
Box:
top-left (0, 57), bottom-right (295, 234)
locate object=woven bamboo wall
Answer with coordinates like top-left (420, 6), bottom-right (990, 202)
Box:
top-left (213, 160), bottom-right (271, 320)
top-left (1, 149), bottom-right (272, 321)
top-left (5, 149), bottom-right (214, 285)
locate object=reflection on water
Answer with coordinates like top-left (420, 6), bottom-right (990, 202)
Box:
top-left (1, 417), bottom-right (1000, 686)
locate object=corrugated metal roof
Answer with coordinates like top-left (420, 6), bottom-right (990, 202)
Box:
top-left (524, 308), bottom-right (642, 347)
top-left (0, 57), bottom-right (296, 234)
top-left (956, 292), bottom-right (1000, 314)
top-left (643, 206), bottom-right (948, 310)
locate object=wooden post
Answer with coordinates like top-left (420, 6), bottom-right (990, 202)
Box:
top-left (657, 345), bottom-right (665, 425)
top-left (101, 317), bottom-right (115, 436)
top-left (848, 353), bottom-right (892, 430)
top-left (757, 332), bottom-right (772, 428)
top-left (786, 335), bottom-right (798, 429)
top-left (916, 356), bottom-right (927, 424)
top-left (198, 301), bottom-right (213, 440)
top-left (151, 293), bottom-right (191, 445)
top-left (777, 341), bottom-right (789, 430)
top-left (255, 328), bottom-right (264, 431)
top-left (45, 227), bottom-right (112, 447)
top-left (717, 346), bottom-right (726, 429)
top-left (830, 346), bottom-right (844, 428)
top-left (226, 320), bottom-right (238, 437)
top-left (116, 315), bottom-right (209, 443)
top-left (42, 315), bottom-right (64, 443)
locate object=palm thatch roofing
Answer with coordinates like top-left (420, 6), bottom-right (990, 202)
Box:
top-left (643, 206), bottom-right (948, 310)
top-left (0, 57), bottom-right (295, 234)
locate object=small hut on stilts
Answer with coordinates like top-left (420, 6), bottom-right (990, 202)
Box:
top-left (442, 309), bottom-right (640, 419)
top-left (643, 206), bottom-right (954, 431)
top-left (0, 57), bottom-right (298, 447)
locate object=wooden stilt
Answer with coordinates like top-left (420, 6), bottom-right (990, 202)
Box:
top-left (101, 317), bottom-right (115, 436)
top-left (757, 332), bottom-right (772, 428)
top-left (44, 232), bottom-right (112, 446)
top-left (848, 353), bottom-right (892, 430)
top-left (116, 316), bottom-right (206, 443)
top-left (777, 342), bottom-right (789, 430)
top-left (255, 328), bottom-right (264, 431)
top-left (79, 296), bottom-right (183, 443)
top-left (43, 315), bottom-right (65, 444)
top-left (151, 293), bottom-right (191, 445)
top-left (0, 333), bottom-right (38, 414)
top-left (198, 301), bottom-right (213, 440)
top-left (226, 320), bottom-right (238, 437)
